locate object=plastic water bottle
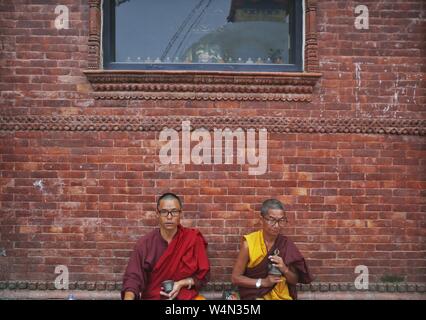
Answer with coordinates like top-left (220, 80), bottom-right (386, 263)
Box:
top-left (67, 293), bottom-right (76, 300)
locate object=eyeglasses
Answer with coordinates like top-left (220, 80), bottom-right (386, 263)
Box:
top-left (158, 209), bottom-right (181, 217)
top-left (263, 216), bottom-right (288, 227)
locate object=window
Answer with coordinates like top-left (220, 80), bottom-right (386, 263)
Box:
top-left (103, 0), bottom-right (303, 72)
top-left (85, 0), bottom-right (320, 102)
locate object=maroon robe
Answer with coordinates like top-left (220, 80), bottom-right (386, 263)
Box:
top-left (239, 234), bottom-right (313, 300)
top-left (121, 225), bottom-right (210, 300)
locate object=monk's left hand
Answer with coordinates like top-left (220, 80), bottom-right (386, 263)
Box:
top-left (160, 281), bottom-right (183, 300)
top-left (268, 255), bottom-right (289, 274)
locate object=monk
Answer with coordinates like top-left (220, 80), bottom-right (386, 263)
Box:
top-left (232, 199), bottom-right (313, 300)
top-left (121, 193), bottom-right (210, 300)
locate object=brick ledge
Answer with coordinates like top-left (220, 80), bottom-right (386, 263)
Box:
top-left (0, 281), bottom-right (424, 293)
top-left (0, 289), bottom-right (425, 300)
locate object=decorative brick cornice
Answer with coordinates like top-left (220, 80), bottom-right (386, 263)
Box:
top-left (0, 115), bottom-right (424, 136)
top-left (84, 70), bottom-right (321, 102)
top-left (0, 281), bottom-right (424, 293)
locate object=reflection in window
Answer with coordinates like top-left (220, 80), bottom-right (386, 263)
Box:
top-left (113, 0), bottom-right (295, 65)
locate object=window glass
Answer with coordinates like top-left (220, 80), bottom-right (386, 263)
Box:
top-left (113, 0), bottom-right (296, 66)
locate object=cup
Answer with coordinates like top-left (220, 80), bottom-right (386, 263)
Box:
top-left (162, 280), bottom-right (174, 294)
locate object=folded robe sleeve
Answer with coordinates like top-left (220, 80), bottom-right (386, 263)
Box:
top-left (192, 234), bottom-right (211, 291)
top-left (121, 241), bottom-right (147, 300)
top-left (283, 238), bottom-right (314, 299)
top-left (284, 238), bottom-right (314, 284)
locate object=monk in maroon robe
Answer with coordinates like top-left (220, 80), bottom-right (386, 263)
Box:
top-left (121, 193), bottom-right (210, 300)
top-left (232, 199), bottom-right (313, 300)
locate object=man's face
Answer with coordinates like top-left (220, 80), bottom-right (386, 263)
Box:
top-left (157, 198), bottom-right (181, 231)
top-left (262, 209), bottom-right (287, 236)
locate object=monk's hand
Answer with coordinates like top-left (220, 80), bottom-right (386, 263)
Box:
top-left (160, 281), bottom-right (183, 300)
top-left (123, 291), bottom-right (136, 300)
top-left (268, 255), bottom-right (289, 274)
top-left (263, 275), bottom-right (282, 287)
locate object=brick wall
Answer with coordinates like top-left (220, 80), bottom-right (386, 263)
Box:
top-left (0, 0), bottom-right (425, 288)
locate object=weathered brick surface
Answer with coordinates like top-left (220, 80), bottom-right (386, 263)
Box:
top-left (0, 287), bottom-right (425, 300)
top-left (0, 0), bottom-right (425, 287)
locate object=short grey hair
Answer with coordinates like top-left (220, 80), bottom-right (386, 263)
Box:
top-left (260, 199), bottom-right (284, 217)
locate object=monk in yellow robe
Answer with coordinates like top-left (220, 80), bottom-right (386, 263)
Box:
top-left (232, 199), bottom-right (313, 300)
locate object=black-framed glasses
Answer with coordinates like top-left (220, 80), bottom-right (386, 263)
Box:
top-left (263, 216), bottom-right (288, 227)
top-left (158, 209), bottom-right (181, 217)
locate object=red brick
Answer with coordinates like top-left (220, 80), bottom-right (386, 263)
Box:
top-left (0, 0), bottom-right (424, 285)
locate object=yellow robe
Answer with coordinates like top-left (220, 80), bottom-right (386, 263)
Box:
top-left (243, 230), bottom-right (292, 300)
